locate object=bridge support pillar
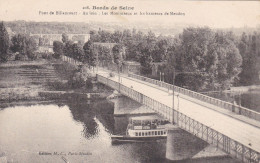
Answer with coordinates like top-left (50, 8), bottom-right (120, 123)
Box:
top-left (166, 126), bottom-right (208, 161)
top-left (110, 96), bottom-right (156, 116)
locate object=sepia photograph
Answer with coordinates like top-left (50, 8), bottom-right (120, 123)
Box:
top-left (0, 0), bottom-right (260, 162)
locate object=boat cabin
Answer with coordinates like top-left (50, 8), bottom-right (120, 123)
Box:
top-left (126, 116), bottom-right (169, 138)
top-left (128, 116), bottom-right (169, 130)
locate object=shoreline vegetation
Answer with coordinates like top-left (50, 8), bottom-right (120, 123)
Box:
top-left (0, 58), bottom-right (113, 108)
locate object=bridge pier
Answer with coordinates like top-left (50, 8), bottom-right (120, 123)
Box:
top-left (166, 126), bottom-right (208, 161)
top-left (110, 96), bottom-right (156, 116)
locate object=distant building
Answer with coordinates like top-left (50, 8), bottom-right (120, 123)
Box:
top-left (30, 33), bottom-right (90, 45)
top-left (36, 45), bottom-right (54, 53)
top-left (30, 33), bottom-right (90, 53)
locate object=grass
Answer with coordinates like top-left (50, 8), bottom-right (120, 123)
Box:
top-left (0, 59), bottom-right (52, 102)
top-left (0, 58), bottom-right (112, 104)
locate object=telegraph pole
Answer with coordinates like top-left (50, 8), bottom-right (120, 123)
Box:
top-left (162, 73), bottom-right (164, 82)
top-left (172, 68), bottom-right (175, 124)
top-left (97, 48), bottom-right (99, 73)
top-left (118, 62), bottom-right (121, 92)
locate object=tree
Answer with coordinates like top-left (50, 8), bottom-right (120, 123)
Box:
top-left (25, 36), bottom-right (37, 60)
top-left (63, 40), bottom-right (73, 58)
top-left (72, 43), bottom-right (84, 61)
top-left (89, 30), bottom-right (101, 42)
top-left (62, 33), bottom-right (69, 43)
top-left (0, 21), bottom-right (10, 62)
top-left (111, 30), bottom-right (123, 43)
top-left (98, 45), bottom-right (113, 67)
top-left (138, 43), bottom-right (153, 75)
top-left (211, 34), bottom-right (242, 89)
top-left (125, 30), bottom-right (145, 61)
top-left (53, 41), bottom-right (64, 59)
top-left (112, 44), bottom-right (125, 65)
top-left (11, 34), bottom-right (26, 54)
top-left (83, 40), bottom-right (97, 67)
top-left (238, 32), bottom-right (260, 85)
top-left (11, 34), bottom-right (37, 60)
top-left (152, 38), bottom-right (171, 62)
top-left (98, 29), bottom-right (113, 43)
top-left (112, 44), bottom-right (126, 74)
top-left (39, 37), bottom-right (44, 46)
top-left (167, 27), bottom-right (242, 91)
top-left (136, 38), bottom-right (154, 75)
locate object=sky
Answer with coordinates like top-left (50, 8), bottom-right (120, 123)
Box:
top-left (0, 0), bottom-right (260, 28)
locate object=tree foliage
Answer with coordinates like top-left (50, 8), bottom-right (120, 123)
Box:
top-left (166, 28), bottom-right (242, 91)
top-left (238, 32), bottom-right (260, 85)
top-left (83, 40), bottom-right (97, 67)
top-left (72, 43), bottom-right (84, 62)
top-left (46, 26), bottom-right (258, 91)
top-left (112, 44), bottom-right (125, 65)
top-left (11, 33), bottom-right (37, 60)
top-left (53, 41), bottom-right (64, 58)
top-left (62, 33), bottom-right (69, 43)
top-left (0, 22), bottom-right (10, 62)
top-left (96, 45), bottom-right (113, 67)
top-left (63, 40), bottom-right (74, 58)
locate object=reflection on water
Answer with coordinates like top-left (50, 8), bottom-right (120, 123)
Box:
top-left (0, 99), bottom-right (240, 163)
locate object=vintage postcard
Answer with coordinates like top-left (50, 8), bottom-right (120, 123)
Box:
top-left (0, 0), bottom-right (260, 163)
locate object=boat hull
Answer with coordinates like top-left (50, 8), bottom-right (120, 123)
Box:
top-left (111, 135), bottom-right (167, 144)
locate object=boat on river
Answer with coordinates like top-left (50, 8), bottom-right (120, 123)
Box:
top-left (111, 116), bottom-right (169, 143)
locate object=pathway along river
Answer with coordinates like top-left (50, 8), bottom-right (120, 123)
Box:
top-left (0, 99), bottom-right (241, 163)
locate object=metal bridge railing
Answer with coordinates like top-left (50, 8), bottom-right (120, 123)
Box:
top-left (128, 73), bottom-right (260, 122)
top-left (97, 74), bottom-right (260, 163)
top-left (61, 56), bottom-right (260, 122)
top-left (176, 112), bottom-right (260, 163)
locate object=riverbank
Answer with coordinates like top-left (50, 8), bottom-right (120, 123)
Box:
top-left (229, 85), bottom-right (260, 92)
top-left (0, 59), bottom-right (112, 108)
top-left (0, 59), bottom-right (52, 103)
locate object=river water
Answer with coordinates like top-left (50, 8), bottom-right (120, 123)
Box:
top-left (0, 99), bottom-right (240, 163)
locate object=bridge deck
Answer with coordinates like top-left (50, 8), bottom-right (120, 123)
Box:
top-left (98, 71), bottom-right (260, 153)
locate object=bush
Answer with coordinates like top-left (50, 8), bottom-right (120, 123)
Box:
top-left (68, 71), bottom-right (85, 88)
top-left (85, 78), bottom-right (93, 89)
top-left (41, 53), bottom-right (53, 60)
top-left (27, 52), bottom-right (38, 60)
top-left (53, 52), bottom-right (61, 59)
top-left (47, 81), bottom-right (68, 91)
top-left (7, 53), bottom-right (16, 61)
top-left (15, 53), bottom-right (28, 61)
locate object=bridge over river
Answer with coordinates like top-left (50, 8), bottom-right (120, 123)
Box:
top-left (96, 68), bottom-right (260, 163)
